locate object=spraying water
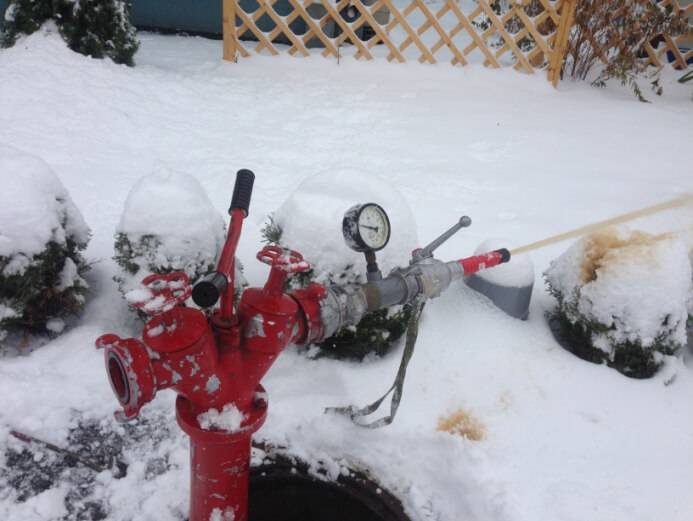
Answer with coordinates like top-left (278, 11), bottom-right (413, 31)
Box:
top-left (510, 194), bottom-right (693, 256)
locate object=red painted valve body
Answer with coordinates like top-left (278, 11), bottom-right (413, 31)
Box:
top-left (97, 239), bottom-right (325, 521)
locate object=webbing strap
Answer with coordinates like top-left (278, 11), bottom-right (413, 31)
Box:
top-left (326, 299), bottom-right (425, 428)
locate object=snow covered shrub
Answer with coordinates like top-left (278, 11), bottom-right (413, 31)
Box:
top-left (0, 146), bottom-right (90, 341)
top-left (545, 228), bottom-right (692, 378)
top-left (0, 0), bottom-right (53, 46)
top-left (262, 170), bottom-right (418, 360)
top-left (113, 171), bottom-right (228, 306)
top-left (1, 0), bottom-right (138, 66)
top-left (565, 1), bottom-right (688, 101)
top-left (59, 0), bottom-right (139, 66)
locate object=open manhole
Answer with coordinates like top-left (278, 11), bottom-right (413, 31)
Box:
top-left (249, 455), bottom-right (412, 521)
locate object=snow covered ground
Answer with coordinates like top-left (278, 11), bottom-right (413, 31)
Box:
top-left (1, 26), bottom-right (692, 521)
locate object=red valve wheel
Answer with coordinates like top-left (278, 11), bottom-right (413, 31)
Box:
top-left (256, 245), bottom-right (310, 273)
top-left (132, 272), bottom-right (192, 316)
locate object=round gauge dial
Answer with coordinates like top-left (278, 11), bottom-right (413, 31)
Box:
top-left (342, 203), bottom-right (391, 253)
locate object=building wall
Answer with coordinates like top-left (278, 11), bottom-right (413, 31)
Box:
top-left (131, 0), bottom-right (222, 35)
top-left (0, 0), bottom-right (8, 28)
top-left (0, 0), bottom-right (223, 34)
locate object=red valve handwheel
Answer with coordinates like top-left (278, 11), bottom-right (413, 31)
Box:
top-left (134, 272), bottom-right (192, 316)
top-left (256, 245), bottom-right (310, 273)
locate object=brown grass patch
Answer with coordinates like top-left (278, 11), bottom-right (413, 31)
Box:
top-left (436, 408), bottom-right (485, 441)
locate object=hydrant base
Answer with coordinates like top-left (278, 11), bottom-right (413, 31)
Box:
top-left (176, 392), bottom-right (268, 521)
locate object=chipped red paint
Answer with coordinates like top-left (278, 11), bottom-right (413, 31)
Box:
top-left (96, 216), bottom-right (327, 521)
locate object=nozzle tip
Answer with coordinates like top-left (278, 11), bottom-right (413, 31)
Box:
top-left (495, 248), bottom-right (511, 263)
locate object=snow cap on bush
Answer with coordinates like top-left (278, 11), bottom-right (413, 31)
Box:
top-left (0, 146), bottom-right (89, 271)
top-left (273, 168), bottom-right (418, 278)
top-left (0, 145), bottom-right (90, 338)
top-left (266, 169), bottom-right (418, 359)
top-left (114, 169), bottom-right (226, 295)
top-left (545, 227), bottom-right (692, 376)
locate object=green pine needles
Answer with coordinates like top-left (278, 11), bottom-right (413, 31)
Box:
top-left (1, 0), bottom-right (139, 66)
top-left (113, 233), bottom-right (219, 296)
top-left (1, 237), bottom-right (89, 342)
top-left (547, 288), bottom-right (677, 379)
top-left (1, 0), bottom-right (53, 45)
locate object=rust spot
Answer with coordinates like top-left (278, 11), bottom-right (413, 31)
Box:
top-left (436, 408), bottom-right (485, 441)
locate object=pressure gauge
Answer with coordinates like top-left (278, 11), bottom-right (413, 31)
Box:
top-left (342, 203), bottom-right (391, 253)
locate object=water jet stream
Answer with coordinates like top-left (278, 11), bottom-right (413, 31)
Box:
top-left (510, 194), bottom-right (692, 256)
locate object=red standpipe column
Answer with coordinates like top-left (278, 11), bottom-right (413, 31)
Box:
top-left (176, 393), bottom-right (268, 521)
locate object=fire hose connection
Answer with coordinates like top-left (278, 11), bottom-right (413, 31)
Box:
top-left (96, 169), bottom-right (516, 521)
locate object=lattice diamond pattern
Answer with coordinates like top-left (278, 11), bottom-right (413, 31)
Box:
top-left (225, 0), bottom-right (692, 75)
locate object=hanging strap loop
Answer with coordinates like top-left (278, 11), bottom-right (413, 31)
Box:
top-left (326, 298), bottom-right (425, 428)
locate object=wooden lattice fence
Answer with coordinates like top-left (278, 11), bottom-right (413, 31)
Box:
top-left (631, 0), bottom-right (692, 71)
top-left (222, 0), bottom-right (693, 85)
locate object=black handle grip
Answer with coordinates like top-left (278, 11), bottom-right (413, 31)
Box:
top-left (230, 169), bottom-right (255, 216)
top-left (192, 272), bottom-right (228, 308)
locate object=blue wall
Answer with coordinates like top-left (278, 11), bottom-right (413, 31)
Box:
top-left (0, 0), bottom-right (8, 29)
top-left (0, 1), bottom-right (224, 35)
top-left (0, 1), bottom-right (345, 44)
top-left (132, 0), bottom-right (222, 35)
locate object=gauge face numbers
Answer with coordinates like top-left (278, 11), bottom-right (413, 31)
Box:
top-left (342, 203), bottom-right (391, 253)
top-left (358, 205), bottom-right (390, 251)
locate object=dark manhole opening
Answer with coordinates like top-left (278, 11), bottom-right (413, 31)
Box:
top-left (249, 459), bottom-right (412, 521)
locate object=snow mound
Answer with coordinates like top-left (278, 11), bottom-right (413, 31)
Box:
top-left (0, 144), bottom-right (89, 274)
top-left (545, 228), bottom-right (692, 351)
top-left (473, 239), bottom-right (534, 288)
top-left (118, 168), bottom-right (225, 242)
top-left (273, 169), bottom-right (418, 277)
top-left (114, 168), bottom-right (226, 293)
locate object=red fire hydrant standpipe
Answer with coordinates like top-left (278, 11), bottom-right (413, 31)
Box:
top-left (96, 170), bottom-right (510, 521)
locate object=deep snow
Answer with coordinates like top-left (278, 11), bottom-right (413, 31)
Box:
top-left (1, 25), bottom-right (692, 521)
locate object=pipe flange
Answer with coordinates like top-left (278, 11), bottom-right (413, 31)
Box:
top-left (97, 335), bottom-right (156, 422)
top-left (175, 385), bottom-right (269, 444)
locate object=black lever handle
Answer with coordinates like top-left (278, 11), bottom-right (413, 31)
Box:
top-left (191, 272), bottom-right (228, 308)
top-left (229, 169), bottom-right (255, 216)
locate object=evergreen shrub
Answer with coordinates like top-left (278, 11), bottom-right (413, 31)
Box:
top-left (1, 0), bottom-right (138, 65)
top-left (113, 170), bottom-right (244, 313)
top-left (261, 170), bottom-right (418, 361)
top-left (545, 228), bottom-right (692, 378)
top-left (0, 146), bottom-right (90, 342)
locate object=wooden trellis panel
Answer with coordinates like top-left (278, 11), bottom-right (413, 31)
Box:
top-left (643, 0), bottom-right (693, 70)
top-left (222, 0), bottom-right (692, 82)
top-left (223, 0), bottom-right (568, 73)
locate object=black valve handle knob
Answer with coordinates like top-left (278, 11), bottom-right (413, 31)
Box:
top-left (229, 169), bottom-right (255, 216)
top-left (192, 272), bottom-right (228, 308)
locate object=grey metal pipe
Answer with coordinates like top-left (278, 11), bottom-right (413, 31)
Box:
top-left (318, 259), bottom-right (467, 340)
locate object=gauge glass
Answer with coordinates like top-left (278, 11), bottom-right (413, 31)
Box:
top-left (358, 205), bottom-right (389, 250)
